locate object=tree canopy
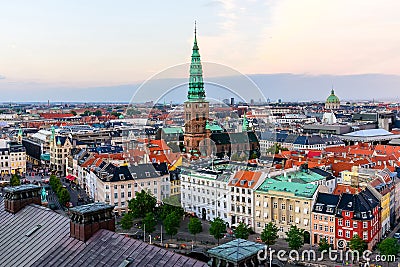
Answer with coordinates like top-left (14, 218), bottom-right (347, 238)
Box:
top-left (348, 234), bottom-right (367, 254)
top-left (10, 174), bottom-right (21, 186)
top-left (285, 225), bottom-right (304, 250)
top-left (233, 222), bottom-right (251, 240)
top-left (260, 222), bottom-right (279, 246)
top-left (318, 237), bottom-right (331, 252)
top-left (209, 217), bottom-right (226, 245)
top-left (163, 211), bottom-right (181, 238)
top-left (58, 187), bottom-right (70, 206)
top-left (378, 238), bottom-right (400, 262)
top-left (188, 217), bottom-right (202, 242)
top-left (120, 213), bottom-right (133, 230)
top-left (143, 212), bottom-right (157, 234)
top-left (128, 190), bottom-right (157, 218)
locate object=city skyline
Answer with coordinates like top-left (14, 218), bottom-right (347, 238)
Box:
top-left (1, 0), bottom-right (400, 101)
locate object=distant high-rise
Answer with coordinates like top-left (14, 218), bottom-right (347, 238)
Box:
top-left (184, 22), bottom-right (209, 154)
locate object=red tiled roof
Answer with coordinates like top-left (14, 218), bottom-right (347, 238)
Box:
top-left (333, 184), bottom-right (362, 195)
top-left (40, 113), bottom-right (75, 119)
top-left (229, 170), bottom-right (262, 188)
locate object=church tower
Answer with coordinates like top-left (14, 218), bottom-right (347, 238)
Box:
top-left (184, 22), bottom-right (209, 154)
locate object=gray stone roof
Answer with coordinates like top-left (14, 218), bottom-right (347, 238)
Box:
top-left (0, 198), bottom-right (207, 267)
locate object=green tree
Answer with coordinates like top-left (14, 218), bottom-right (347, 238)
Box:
top-left (120, 213), bottom-right (133, 230)
top-left (126, 108), bottom-right (141, 116)
top-left (234, 222), bottom-right (251, 240)
top-left (209, 217), bottom-right (226, 245)
top-left (157, 203), bottom-right (184, 221)
top-left (266, 143), bottom-right (288, 155)
top-left (83, 110), bottom-right (92, 116)
top-left (378, 238), bottom-right (400, 266)
top-left (318, 237), bottom-right (331, 252)
top-left (163, 211), bottom-right (181, 239)
top-left (143, 212), bottom-right (157, 234)
top-left (285, 225), bottom-right (304, 250)
top-left (93, 110), bottom-right (102, 117)
top-left (128, 190), bottom-right (157, 218)
top-left (58, 187), bottom-right (70, 206)
top-left (348, 234), bottom-right (367, 254)
top-left (10, 174), bottom-right (21, 186)
top-left (188, 217), bottom-right (202, 243)
top-left (70, 110), bottom-right (77, 116)
top-left (260, 222), bottom-right (279, 246)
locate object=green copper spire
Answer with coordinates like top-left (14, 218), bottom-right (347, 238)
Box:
top-left (242, 113), bottom-right (249, 132)
top-left (188, 21), bottom-right (205, 100)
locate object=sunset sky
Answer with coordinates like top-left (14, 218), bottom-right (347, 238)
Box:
top-left (0, 0), bottom-right (399, 101)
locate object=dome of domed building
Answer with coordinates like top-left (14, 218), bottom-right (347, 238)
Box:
top-left (325, 89), bottom-right (340, 109)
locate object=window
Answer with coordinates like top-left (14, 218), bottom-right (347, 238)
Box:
top-left (353, 222), bottom-right (358, 228)
top-left (121, 185), bottom-right (124, 189)
top-left (105, 185), bottom-right (109, 190)
top-left (319, 225), bottom-right (323, 231)
top-left (345, 231), bottom-right (350, 238)
top-left (114, 193), bottom-right (118, 199)
top-left (273, 202), bottom-right (278, 209)
top-left (314, 224), bottom-right (318, 230)
top-left (121, 192), bottom-right (125, 198)
top-left (338, 219), bottom-right (343, 226)
top-left (154, 181), bottom-right (157, 185)
top-left (338, 230), bottom-right (343, 237)
top-left (289, 205), bottom-right (293, 211)
top-left (128, 192), bottom-right (131, 198)
top-left (314, 214), bottom-right (318, 220)
top-left (128, 184), bottom-right (131, 189)
top-left (281, 215), bottom-right (286, 222)
top-left (330, 226), bottom-right (334, 233)
top-left (114, 185), bottom-right (117, 189)
top-left (363, 222), bottom-right (368, 229)
top-left (345, 211), bottom-right (350, 216)
top-left (345, 220), bottom-right (350, 227)
top-left (363, 231), bottom-right (368, 240)
top-left (281, 203), bottom-right (286, 210)
top-left (324, 226), bottom-right (328, 232)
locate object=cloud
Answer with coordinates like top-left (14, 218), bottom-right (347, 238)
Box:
top-left (0, 75), bottom-right (5, 79)
top-left (257, 0), bottom-right (400, 75)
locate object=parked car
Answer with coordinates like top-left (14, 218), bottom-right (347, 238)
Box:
top-left (394, 232), bottom-right (400, 239)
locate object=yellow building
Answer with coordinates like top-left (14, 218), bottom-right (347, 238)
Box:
top-left (254, 178), bottom-right (319, 240)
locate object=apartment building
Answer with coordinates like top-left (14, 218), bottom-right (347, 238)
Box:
top-left (254, 177), bottom-right (319, 240)
top-left (180, 166), bottom-right (231, 224)
top-left (311, 193), bottom-right (340, 248)
top-left (228, 170), bottom-right (266, 228)
top-left (96, 163), bottom-right (170, 215)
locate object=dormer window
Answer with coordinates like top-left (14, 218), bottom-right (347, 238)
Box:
top-left (361, 212), bottom-right (367, 219)
top-left (119, 174), bottom-right (125, 180)
top-left (145, 172), bottom-right (150, 177)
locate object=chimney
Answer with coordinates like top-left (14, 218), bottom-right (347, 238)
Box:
top-left (4, 184), bottom-right (41, 214)
top-left (69, 202), bottom-right (115, 242)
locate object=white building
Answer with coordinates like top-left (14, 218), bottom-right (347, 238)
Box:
top-left (180, 167), bottom-right (231, 224)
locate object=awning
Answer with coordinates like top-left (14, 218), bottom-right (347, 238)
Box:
top-left (66, 175), bottom-right (76, 181)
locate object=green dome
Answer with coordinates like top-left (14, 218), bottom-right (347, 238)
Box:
top-left (326, 89), bottom-right (340, 103)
